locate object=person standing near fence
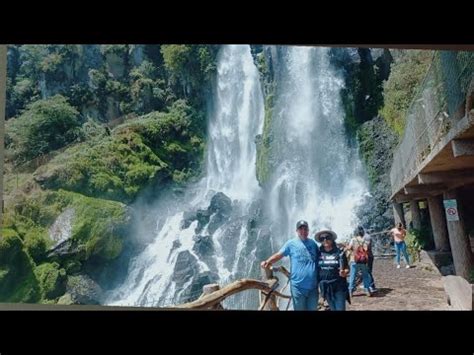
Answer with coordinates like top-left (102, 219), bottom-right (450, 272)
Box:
top-left (260, 220), bottom-right (319, 311)
top-left (390, 222), bottom-right (411, 269)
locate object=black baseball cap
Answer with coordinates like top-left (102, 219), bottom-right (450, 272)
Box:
top-left (296, 220), bottom-right (309, 229)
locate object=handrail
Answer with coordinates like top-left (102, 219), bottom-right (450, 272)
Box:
top-left (173, 264), bottom-right (292, 310)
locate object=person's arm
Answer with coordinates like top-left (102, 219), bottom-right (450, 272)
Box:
top-left (339, 250), bottom-right (349, 277)
top-left (348, 238), bottom-right (354, 250)
top-left (261, 252), bottom-right (284, 269)
top-left (389, 228), bottom-right (394, 239)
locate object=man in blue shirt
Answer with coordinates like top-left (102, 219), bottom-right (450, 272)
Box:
top-left (261, 220), bottom-right (319, 310)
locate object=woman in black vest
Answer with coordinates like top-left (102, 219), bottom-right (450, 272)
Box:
top-left (314, 230), bottom-right (350, 311)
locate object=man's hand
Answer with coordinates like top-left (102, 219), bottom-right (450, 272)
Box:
top-left (261, 260), bottom-right (271, 269)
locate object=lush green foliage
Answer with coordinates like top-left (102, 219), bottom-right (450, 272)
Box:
top-left (0, 232), bottom-right (41, 302)
top-left (34, 262), bottom-right (67, 299)
top-left (405, 226), bottom-right (432, 262)
top-left (379, 50), bottom-right (433, 136)
top-left (6, 95), bottom-right (82, 165)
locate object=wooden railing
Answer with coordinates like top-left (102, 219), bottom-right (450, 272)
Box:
top-left (173, 266), bottom-right (291, 310)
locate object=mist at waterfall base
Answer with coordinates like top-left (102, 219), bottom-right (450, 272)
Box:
top-left (106, 45), bottom-right (369, 309)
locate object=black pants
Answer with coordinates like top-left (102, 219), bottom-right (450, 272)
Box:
top-left (367, 255), bottom-right (375, 289)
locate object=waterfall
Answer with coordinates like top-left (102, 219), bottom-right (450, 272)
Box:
top-left (266, 46), bottom-right (367, 245)
top-left (106, 45), bottom-right (265, 308)
top-left (107, 45), bottom-right (368, 309)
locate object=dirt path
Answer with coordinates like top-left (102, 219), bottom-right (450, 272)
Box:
top-left (346, 257), bottom-right (450, 310)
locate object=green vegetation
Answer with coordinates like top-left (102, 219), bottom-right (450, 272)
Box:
top-left (0, 232), bottom-right (41, 303)
top-left (405, 226), bottom-right (432, 262)
top-left (256, 90), bottom-right (275, 186)
top-left (33, 100), bottom-right (204, 203)
top-left (34, 262), bottom-right (67, 299)
top-left (4, 189), bottom-right (130, 261)
top-left (379, 50), bottom-right (433, 136)
top-left (6, 95), bottom-right (82, 165)
top-left (3, 45), bottom-right (218, 303)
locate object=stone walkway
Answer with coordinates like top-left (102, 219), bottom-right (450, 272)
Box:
top-left (346, 257), bottom-right (450, 310)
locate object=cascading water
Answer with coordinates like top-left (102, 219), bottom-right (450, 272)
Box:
top-left (107, 45), bottom-right (369, 309)
top-left (107, 45), bottom-right (265, 308)
top-left (266, 46), bottom-right (368, 246)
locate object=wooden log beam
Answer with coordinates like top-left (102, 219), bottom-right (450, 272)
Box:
top-left (452, 139), bottom-right (474, 158)
top-left (199, 283), bottom-right (223, 309)
top-left (271, 265), bottom-right (290, 278)
top-left (173, 278), bottom-right (282, 309)
top-left (260, 268), bottom-right (278, 310)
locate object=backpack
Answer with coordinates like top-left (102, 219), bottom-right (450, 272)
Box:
top-left (353, 237), bottom-right (368, 264)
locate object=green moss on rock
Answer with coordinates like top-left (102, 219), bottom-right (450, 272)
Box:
top-left (33, 130), bottom-right (167, 203)
top-left (33, 101), bottom-right (205, 203)
top-left (47, 190), bottom-right (131, 261)
top-left (256, 90), bottom-right (275, 186)
top-left (0, 232), bottom-right (41, 303)
top-left (5, 189), bottom-right (131, 265)
top-left (34, 262), bottom-right (67, 300)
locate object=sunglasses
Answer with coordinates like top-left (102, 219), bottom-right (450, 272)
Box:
top-left (320, 235), bottom-right (332, 241)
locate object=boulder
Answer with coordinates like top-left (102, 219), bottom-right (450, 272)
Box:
top-left (209, 192), bottom-right (232, 217)
top-left (192, 235), bottom-right (214, 257)
top-left (66, 274), bottom-right (104, 305)
top-left (172, 251), bottom-right (199, 288)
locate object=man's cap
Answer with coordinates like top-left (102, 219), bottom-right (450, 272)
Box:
top-left (296, 220), bottom-right (309, 229)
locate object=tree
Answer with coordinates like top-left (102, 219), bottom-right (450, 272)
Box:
top-left (6, 95), bottom-right (83, 164)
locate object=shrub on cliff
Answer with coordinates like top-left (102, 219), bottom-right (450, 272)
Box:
top-left (380, 50), bottom-right (433, 136)
top-left (6, 95), bottom-right (83, 165)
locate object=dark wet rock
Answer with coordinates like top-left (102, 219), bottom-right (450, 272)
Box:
top-left (356, 116), bottom-right (398, 232)
top-left (47, 239), bottom-right (85, 259)
top-left (178, 271), bottom-right (219, 304)
top-left (172, 251), bottom-right (199, 289)
top-left (181, 210), bottom-right (197, 229)
top-left (192, 235), bottom-right (214, 257)
top-left (195, 209), bottom-right (211, 233)
top-left (219, 220), bottom-right (244, 270)
top-left (207, 213), bottom-right (227, 235)
top-left (209, 192), bottom-right (232, 217)
top-left (66, 274), bottom-right (104, 305)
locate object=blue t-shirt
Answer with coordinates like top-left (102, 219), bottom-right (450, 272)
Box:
top-left (279, 237), bottom-right (319, 290)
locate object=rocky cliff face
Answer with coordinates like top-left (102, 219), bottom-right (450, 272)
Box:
top-left (328, 47), bottom-right (398, 231)
top-left (356, 116), bottom-right (398, 231)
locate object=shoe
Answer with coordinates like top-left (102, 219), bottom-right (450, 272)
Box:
top-left (406, 265), bottom-right (411, 269)
top-left (365, 289), bottom-right (372, 297)
top-left (369, 287), bottom-right (377, 293)
top-left (397, 265), bottom-right (401, 269)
